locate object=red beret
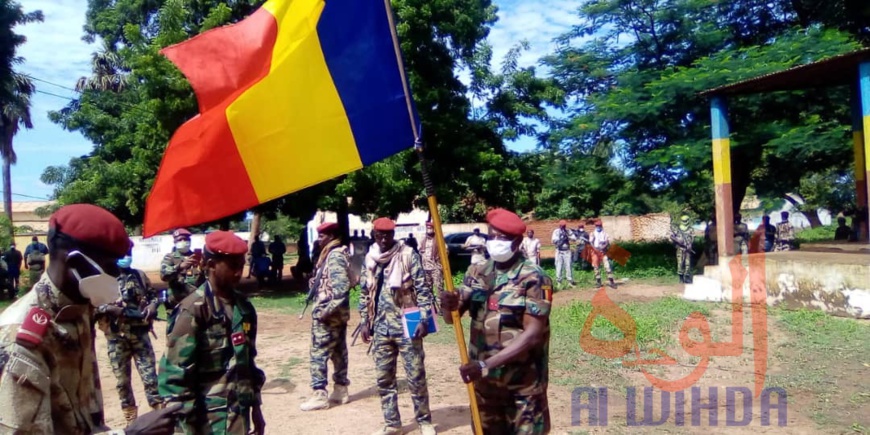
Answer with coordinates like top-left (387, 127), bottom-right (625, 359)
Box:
top-left (205, 231), bottom-right (248, 256)
top-left (317, 222), bottom-right (339, 234)
top-left (172, 228), bottom-right (192, 239)
top-left (486, 208), bottom-right (526, 237)
top-left (50, 204), bottom-right (131, 257)
top-left (594, 218), bottom-right (603, 225)
top-left (372, 217), bottom-right (395, 231)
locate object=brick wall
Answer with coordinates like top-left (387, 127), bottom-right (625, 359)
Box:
top-left (526, 213), bottom-right (671, 249)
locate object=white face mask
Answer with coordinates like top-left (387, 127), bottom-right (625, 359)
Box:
top-left (176, 240), bottom-right (192, 254)
top-left (69, 250), bottom-right (120, 307)
top-left (486, 239), bottom-right (516, 263)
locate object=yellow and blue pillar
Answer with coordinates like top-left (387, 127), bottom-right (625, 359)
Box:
top-left (711, 96), bottom-right (735, 257)
top-left (858, 62), bottom-right (870, 240)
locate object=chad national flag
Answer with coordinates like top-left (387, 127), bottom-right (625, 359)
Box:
top-left (143, 0), bottom-right (419, 237)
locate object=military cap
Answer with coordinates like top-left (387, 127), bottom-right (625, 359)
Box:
top-left (594, 218), bottom-right (603, 226)
top-left (172, 228), bottom-right (192, 240)
top-left (486, 208), bottom-right (526, 237)
top-left (204, 231), bottom-right (248, 255)
top-left (559, 219), bottom-right (567, 226)
top-left (49, 204), bottom-right (131, 257)
top-left (317, 222), bottom-right (339, 234)
top-left (372, 217), bottom-right (396, 231)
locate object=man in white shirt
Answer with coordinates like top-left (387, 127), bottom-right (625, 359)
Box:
top-left (463, 228), bottom-right (487, 265)
top-left (521, 229), bottom-right (541, 265)
top-left (589, 219), bottom-right (616, 288)
top-left (551, 220), bottom-right (576, 286)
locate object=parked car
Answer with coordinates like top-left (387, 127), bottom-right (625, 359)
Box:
top-left (444, 232), bottom-right (489, 267)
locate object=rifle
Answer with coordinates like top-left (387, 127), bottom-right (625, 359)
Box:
top-left (299, 263), bottom-right (325, 319)
top-left (350, 323), bottom-right (363, 346)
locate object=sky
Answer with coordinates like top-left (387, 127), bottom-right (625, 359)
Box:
top-left (11, 0), bottom-right (583, 200)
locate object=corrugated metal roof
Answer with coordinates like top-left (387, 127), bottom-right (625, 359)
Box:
top-left (701, 48), bottom-right (870, 96)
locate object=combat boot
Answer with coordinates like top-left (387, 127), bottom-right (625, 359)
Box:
top-left (329, 384), bottom-right (350, 405)
top-left (419, 422), bottom-right (437, 435)
top-left (300, 389), bottom-right (329, 411)
top-left (371, 425), bottom-right (402, 435)
top-left (685, 274), bottom-right (693, 284)
top-left (122, 406), bottom-right (138, 426)
top-left (596, 278), bottom-right (602, 287)
top-left (609, 278), bottom-right (617, 289)
top-left (678, 274), bottom-right (685, 283)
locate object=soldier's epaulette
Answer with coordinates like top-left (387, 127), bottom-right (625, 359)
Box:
top-left (16, 307), bottom-right (51, 349)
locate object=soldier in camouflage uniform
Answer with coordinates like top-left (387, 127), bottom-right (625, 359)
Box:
top-left (300, 222), bottom-right (351, 411)
top-left (159, 230), bottom-right (266, 435)
top-left (359, 217), bottom-right (436, 435)
top-left (96, 251), bottom-right (163, 425)
top-left (774, 211), bottom-right (795, 252)
top-left (669, 215), bottom-right (694, 283)
top-left (441, 208), bottom-right (552, 434)
top-left (419, 222), bottom-right (444, 311)
top-left (160, 228), bottom-right (205, 312)
top-left (0, 204), bottom-right (179, 434)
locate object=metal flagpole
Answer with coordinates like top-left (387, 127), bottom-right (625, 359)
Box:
top-left (381, 0), bottom-right (484, 432)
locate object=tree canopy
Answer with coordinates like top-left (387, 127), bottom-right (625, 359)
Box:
top-left (40, 0), bottom-right (870, 232)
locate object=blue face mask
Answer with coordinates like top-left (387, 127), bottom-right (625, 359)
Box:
top-left (117, 256), bottom-right (132, 269)
top-left (596, 227), bottom-right (602, 232)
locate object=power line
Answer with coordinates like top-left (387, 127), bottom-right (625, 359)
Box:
top-left (0, 191), bottom-right (52, 200)
top-left (25, 75), bottom-right (79, 93)
top-left (35, 89), bottom-right (76, 101)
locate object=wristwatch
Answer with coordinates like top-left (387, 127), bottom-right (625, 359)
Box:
top-left (478, 360), bottom-right (489, 377)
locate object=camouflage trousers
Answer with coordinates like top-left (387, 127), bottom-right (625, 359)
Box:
top-left (676, 247), bottom-right (691, 275)
top-left (475, 380), bottom-right (550, 434)
top-left (590, 251), bottom-right (613, 281)
top-left (774, 241), bottom-right (793, 252)
top-left (372, 334), bottom-right (431, 428)
top-left (424, 268), bottom-right (443, 312)
top-left (310, 316), bottom-right (349, 390)
top-left (106, 325), bottom-right (162, 408)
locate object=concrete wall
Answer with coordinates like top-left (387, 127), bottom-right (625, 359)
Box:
top-left (130, 232), bottom-right (251, 272)
top-left (686, 252), bottom-right (870, 319)
top-left (526, 213), bottom-right (671, 247)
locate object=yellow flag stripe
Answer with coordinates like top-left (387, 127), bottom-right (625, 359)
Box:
top-left (712, 138), bottom-right (732, 185)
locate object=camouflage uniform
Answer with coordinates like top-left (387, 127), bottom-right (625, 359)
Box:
top-left (734, 221), bottom-right (749, 255)
top-left (309, 245), bottom-right (351, 391)
top-left (670, 227), bottom-right (694, 280)
top-left (159, 283), bottom-right (266, 435)
top-left (774, 221), bottom-right (795, 252)
top-left (160, 250), bottom-right (205, 310)
top-left (460, 258), bottom-right (553, 434)
top-left (96, 269), bottom-right (161, 412)
top-left (0, 274), bottom-right (124, 434)
top-left (419, 235), bottom-right (444, 304)
top-left (359, 244), bottom-right (434, 429)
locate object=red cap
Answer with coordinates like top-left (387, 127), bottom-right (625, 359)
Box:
top-left (559, 220), bottom-right (567, 226)
top-left (486, 208), bottom-right (526, 237)
top-left (204, 231), bottom-right (248, 255)
top-left (50, 204), bottom-right (131, 257)
top-left (594, 218), bottom-right (603, 225)
top-left (317, 222), bottom-right (339, 234)
top-left (372, 217), bottom-right (396, 231)
top-left (172, 228), bottom-right (192, 240)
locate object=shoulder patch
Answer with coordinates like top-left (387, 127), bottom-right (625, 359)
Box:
top-left (16, 307), bottom-right (51, 349)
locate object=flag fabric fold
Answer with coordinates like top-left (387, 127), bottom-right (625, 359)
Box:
top-left (143, 0), bottom-right (419, 237)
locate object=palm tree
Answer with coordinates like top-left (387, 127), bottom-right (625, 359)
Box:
top-left (0, 72), bottom-right (34, 233)
top-left (75, 43), bottom-right (129, 92)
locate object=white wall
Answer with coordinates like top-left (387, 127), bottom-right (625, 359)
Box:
top-left (130, 232), bottom-right (252, 272)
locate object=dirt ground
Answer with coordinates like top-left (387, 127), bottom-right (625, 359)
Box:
top-left (94, 273), bottom-right (866, 434)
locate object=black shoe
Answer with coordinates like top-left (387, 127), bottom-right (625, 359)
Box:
top-left (596, 279), bottom-right (602, 287)
top-left (685, 275), bottom-right (693, 284)
top-left (678, 274), bottom-right (685, 283)
top-left (609, 279), bottom-right (617, 289)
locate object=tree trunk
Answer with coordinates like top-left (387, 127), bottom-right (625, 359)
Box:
top-left (804, 209), bottom-right (823, 229)
top-left (248, 212), bottom-right (261, 248)
top-left (337, 197), bottom-right (350, 246)
top-left (3, 156), bottom-right (13, 239)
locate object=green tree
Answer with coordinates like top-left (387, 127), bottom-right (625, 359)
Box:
top-left (543, 0), bottom-right (863, 220)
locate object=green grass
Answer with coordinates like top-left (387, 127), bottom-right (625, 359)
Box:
top-left (249, 286), bottom-right (361, 314)
top-left (795, 224), bottom-right (837, 244)
top-left (767, 308), bottom-right (870, 430)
